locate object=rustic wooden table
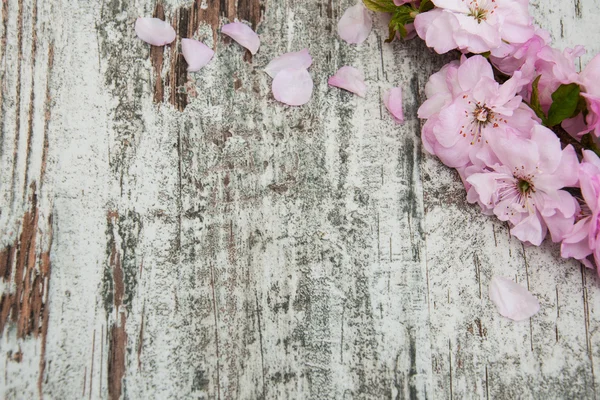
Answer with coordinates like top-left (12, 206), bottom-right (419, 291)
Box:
top-left (1, 0), bottom-right (600, 399)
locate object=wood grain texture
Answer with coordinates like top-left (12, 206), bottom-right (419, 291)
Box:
top-left (1, 0), bottom-right (600, 398)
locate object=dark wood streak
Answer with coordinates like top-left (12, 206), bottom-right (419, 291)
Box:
top-left (37, 213), bottom-right (53, 399)
top-left (0, 185), bottom-right (53, 398)
top-left (150, 4), bottom-right (165, 104)
top-left (40, 44), bottom-right (53, 191)
top-left (23, 0), bottom-right (38, 199)
top-left (0, 0), bottom-right (9, 159)
top-left (9, 0), bottom-right (24, 206)
top-left (106, 211), bottom-right (127, 400)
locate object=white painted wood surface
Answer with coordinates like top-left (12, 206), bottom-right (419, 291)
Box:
top-left (1, 0), bottom-right (600, 398)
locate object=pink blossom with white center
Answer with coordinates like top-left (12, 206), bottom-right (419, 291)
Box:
top-left (466, 125), bottom-right (579, 246)
top-left (414, 0), bottom-right (535, 54)
top-left (561, 150), bottom-right (600, 271)
top-left (419, 55), bottom-right (535, 168)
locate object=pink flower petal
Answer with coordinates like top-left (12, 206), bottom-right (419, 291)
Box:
top-left (265, 49), bottom-right (312, 78)
top-left (181, 39), bottom-right (215, 72)
top-left (272, 68), bottom-right (313, 106)
top-left (383, 87), bottom-right (404, 124)
top-left (328, 66), bottom-right (367, 97)
top-left (135, 17), bottom-right (176, 46)
top-left (221, 22), bottom-right (260, 55)
top-left (337, 3), bottom-right (372, 44)
top-left (489, 276), bottom-right (540, 321)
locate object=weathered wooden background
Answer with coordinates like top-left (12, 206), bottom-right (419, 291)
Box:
top-left (1, 0), bottom-right (600, 398)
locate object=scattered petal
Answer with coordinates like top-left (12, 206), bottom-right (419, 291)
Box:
top-left (221, 22), bottom-right (260, 55)
top-left (328, 66), bottom-right (367, 97)
top-left (384, 87), bottom-right (404, 124)
top-left (489, 276), bottom-right (540, 321)
top-left (337, 3), bottom-right (372, 44)
top-left (272, 68), bottom-right (313, 106)
top-left (135, 17), bottom-right (176, 46)
top-left (181, 39), bottom-right (215, 72)
top-left (265, 49), bottom-right (313, 78)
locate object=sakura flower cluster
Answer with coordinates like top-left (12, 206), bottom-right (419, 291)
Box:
top-left (408, 0), bottom-right (600, 273)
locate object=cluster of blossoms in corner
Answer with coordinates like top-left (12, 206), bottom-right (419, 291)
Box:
top-left (364, 0), bottom-right (600, 274)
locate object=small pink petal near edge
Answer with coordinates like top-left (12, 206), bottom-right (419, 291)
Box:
top-left (489, 276), bottom-right (540, 321)
top-left (135, 17), bottom-right (176, 46)
top-left (328, 66), bottom-right (367, 97)
top-left (221, 22), bottom-right (260, 55)
top-left (265, 49), bottom-right (313, 78)
top-left (181, 39), bottom-right (215, 72)
top-left (337, 3), bottom-right (372, 44)
top-left (272, 68), bottom-right (313, 106)
top-left (384, 87), bottom-right (404, 124)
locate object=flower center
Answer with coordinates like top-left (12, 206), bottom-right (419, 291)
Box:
top-left (472, 105), bottom-right (493, 126)
top-left (517, 179), bottom-right (532, 194)
top-left (468, 7), bottom-right (488, 23)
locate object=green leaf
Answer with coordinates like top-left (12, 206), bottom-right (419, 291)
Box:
top-left (547, 83), bottom-right (581, 127)
top-left (384, 5), bottom-right (414, 42)
top-left (419, 0), bottom-right (435, 12)
top-left (385, 25), bottom-right (396, 42)
top-left (581, 133), bottom-right (600, 158)
top-left (527, 75), bottom-right (547, 124)
top-left (362, 0), bottom-right (397, 12)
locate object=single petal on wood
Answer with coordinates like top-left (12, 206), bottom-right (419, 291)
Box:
top-left (272, 68), bottom-right (314, 106)
top-left (384, 87), bottom-right (404, 124)
top-left (135, 17), bottom-right (176, 46)
top-left (221, 22), bottom-right (260, 55)
top-left (337, 3), bottom-right (373, 44)
top-left (181, 39), bottom-right (215, 72)
top-left (328, 66), bottom-right (367, 97)
top-left (489, 276), bottom-right (540, 321)
top-left (265, 49), bottom-right (313, 78)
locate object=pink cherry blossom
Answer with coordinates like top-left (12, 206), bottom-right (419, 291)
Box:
top-left (181, 39), bottom-right (215, 72)
top-left (489, 29), bottom-right (550, 82)
top-left (414, 0), bottom-right (535, 54)
top-left (466, 125), bottom-right (579, 245)
top-left (383, 87), bottom-right (404, 124)
top-left (489, 276), bottom-right (540, 321)
top-left (529, 45), bottom-right (585, 113)
top-left (221, 22), bottom-right (260, 55)
top-left (272, 68), bottom-right (314, 106)
top-left (337, 3), bottom-right (372, 44)
top-left (561, 150), bottom-right (600, 271)
top-left (328, 66), bottom-right (368, 97)
top-left (265, 49), bottom-right (312, 78)
top-left (419, 55), bottom-right (534, 168)
top-left (135, 18), bottom-right (176, 46)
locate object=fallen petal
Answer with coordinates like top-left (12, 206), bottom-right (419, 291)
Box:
top-left (489, 276), bottom-right (540, 321)
top-left (181, 39), bottom-right (215, 72)
top-left (265, 49), bottom-right (313, 78)
top-left (337, 3), bottom-right (372, 44)
top-left (272, 68), bottom-right (313, 106)
top-left (135, 17), bottom-right (176, 46)
top-left (328, 66), bottom-right (367, 97)
top-left (384, 87), bottom-right (404, 124)
top-left (221, 22), bottom-right (260, 55)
